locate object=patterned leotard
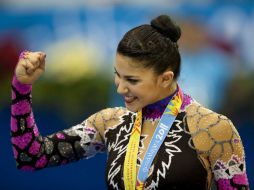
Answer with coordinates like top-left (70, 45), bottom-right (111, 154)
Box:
top-left (11, 75), bottom-right (249, 190)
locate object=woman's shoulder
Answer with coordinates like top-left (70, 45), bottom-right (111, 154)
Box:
top-left (186, 102), bottom-right (234, 135)
top-left (97, 106), bottom-right (134, 118)
top-left (85, 106), bottom-right (135, 131)
top-left (185, 102), bottom-right (238, 156)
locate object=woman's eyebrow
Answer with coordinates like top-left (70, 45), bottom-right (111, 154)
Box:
top-left (114, 67), bottom-right (139, 79)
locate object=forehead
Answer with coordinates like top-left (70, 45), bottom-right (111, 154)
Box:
top-left (115, 53), bottom-right (154, 76)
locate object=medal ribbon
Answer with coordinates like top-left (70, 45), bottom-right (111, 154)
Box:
top-left (124, 87), bottom-right (183, 190)
top-left (124, 111), bottom-right (142, 190)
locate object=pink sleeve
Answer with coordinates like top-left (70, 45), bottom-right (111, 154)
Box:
top-left (11, 75), bottom-right (105, 171)
top-left (213, 154), bottom-right (249, 190)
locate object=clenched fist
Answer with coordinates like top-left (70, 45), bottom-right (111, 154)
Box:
top-left (15, 51), bottom-right (46, 84)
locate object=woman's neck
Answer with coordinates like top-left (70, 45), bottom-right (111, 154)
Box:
top-left (142, 82), bottom-right (178, 121)
top-left (157, 82), bottom-right (177, 101)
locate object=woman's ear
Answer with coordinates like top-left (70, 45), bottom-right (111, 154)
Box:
top-left (159, 71), bottom-right (174, 88)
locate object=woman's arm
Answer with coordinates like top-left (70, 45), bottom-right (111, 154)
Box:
top-left (210, 118), bottom-right (249, 190)
top-left (11, 75), bottom-right (108, 170)
top-left (11, 51), bottom-right (120, 171)
top-left (186, 103), bottom-right (249, 190)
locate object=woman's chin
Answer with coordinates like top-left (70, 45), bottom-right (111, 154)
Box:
top-left (125, 103), bottom-right (139, 112)
top-left (126, 107), bottom-right (138, 112)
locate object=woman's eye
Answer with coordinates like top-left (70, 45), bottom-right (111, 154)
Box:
top-left (127, 79), bottom-right (139, 84)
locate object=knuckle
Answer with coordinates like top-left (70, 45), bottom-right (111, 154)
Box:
top-left (36, 53), bottom-right (41, 59)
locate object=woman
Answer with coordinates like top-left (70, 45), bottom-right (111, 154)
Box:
top-left (11, 15), bottom-right (249, 190)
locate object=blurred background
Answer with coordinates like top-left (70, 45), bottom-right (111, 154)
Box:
top-left (0, 0), bottom-right (253, 189)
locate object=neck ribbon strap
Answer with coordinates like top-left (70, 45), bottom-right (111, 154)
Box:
top-left (124, 87), bottom-right (184, 190)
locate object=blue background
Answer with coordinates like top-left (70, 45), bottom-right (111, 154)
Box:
top-left (1, 1), bottom-right (253, 189)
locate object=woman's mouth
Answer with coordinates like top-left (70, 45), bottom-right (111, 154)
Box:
top-left (124, 96), bottom-right (137, 104)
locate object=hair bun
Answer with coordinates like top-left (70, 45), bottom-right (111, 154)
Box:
top-left (151, 15), bottom-right (181, 42)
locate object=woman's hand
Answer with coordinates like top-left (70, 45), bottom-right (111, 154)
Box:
top-left (15, 51), bottom-right (46, 84)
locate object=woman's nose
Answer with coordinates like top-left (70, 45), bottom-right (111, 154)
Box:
top-left (116, 82), bottom-right (128, 94)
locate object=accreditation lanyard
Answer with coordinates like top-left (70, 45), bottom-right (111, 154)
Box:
top-left (124, 88), bottom-right (183, 190)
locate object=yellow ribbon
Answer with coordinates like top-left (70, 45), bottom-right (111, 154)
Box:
top-left (123, 111), bottom-right (142, 190)
top-left (136, 180), bottom-right (144, 190)
top-left (124, 88), bottom-right (184, 190)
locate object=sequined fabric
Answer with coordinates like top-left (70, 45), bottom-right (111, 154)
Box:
top-left (11, 76), bottom-right (106, 170)
top-left (11, 74), bottom-right (249, 190)
top-left (183, 103), bottom-right (249, 189)
top-left (213, 155), bottom-right (249, 190)
top-left (142, 91), bottom-right (176, 121)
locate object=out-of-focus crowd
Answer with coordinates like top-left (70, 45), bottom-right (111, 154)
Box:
top-left (0, 1), bottom-right (253, 189)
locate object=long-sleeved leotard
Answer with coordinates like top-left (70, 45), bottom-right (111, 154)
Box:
top-left (11, 74), bottom-right (249, 189)
top-left (11, 75), bottom-right (112, 170)
top-left (184, 104), bottom-right (249, 190)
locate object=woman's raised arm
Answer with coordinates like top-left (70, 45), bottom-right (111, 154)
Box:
top-left (11, 51), bottom-right (122, 171)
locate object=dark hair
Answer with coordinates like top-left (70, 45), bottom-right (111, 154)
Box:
top-left (117, 15), bottom-right (181, 79)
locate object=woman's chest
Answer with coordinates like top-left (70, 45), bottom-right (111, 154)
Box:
top-left (105, 113), bottom-right (208, 190)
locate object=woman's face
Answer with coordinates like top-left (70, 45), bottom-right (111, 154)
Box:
top-left (114, 53), bottom-right (165, 112)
